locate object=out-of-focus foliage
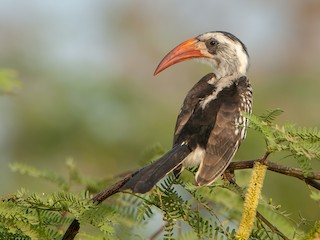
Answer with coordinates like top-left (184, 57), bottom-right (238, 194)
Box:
top-left (301, 220), bottom-right (320, 240)
top-left (0, 69), bottom-right (20, 94)
top-left (1, 110), bottom-right (319, 239)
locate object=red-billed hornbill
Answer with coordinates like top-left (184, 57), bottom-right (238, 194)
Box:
top-left (121, 31), bottom-right (252, 193)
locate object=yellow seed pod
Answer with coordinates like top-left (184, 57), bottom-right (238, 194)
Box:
top-left (236, 162), bottom-right (267, 240)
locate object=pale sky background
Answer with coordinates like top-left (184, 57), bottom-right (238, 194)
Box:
top-left (1, 0), bottom-right (319, 77)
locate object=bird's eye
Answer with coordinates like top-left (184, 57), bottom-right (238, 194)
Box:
top-left (209, 40), bottom-right (217, 46)
top-left (205, 39), bottom-right (218, 54)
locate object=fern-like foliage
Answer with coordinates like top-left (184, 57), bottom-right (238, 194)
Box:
top-left (10, 163), bottom-right (69, 191)
top-left (1, 109), bottom-right (320, 239)
top-left (121, 176), bottom-right (238, 239)
top-left (0, 188), bottom-right (120, 239)
top-left (301, 220), bottom-right (320, 240)
top-left (245, 109), bottom-right (320, 171)
top-left (1, 161), bottom-right (131, 240)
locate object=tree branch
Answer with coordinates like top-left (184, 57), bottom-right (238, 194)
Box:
top-left (228, 159), bottom-right (320, 190)
top-left (256, 211), bottom-right (290, 240)
top-left (62, 171), bottom-right (136, 240)
top-left (62, 158), bottom-right (320, 240)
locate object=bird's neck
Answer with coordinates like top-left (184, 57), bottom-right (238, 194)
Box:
top-left (201, 72), bottom-right (245, 109)
top-left (207, 72), bottom-right (244, 93)
top-left (212, 70), bottom-right (246, 86)
top-left (214, 55), bottom-right (248, 80)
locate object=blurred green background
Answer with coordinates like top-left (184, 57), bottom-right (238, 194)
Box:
top-left (0, 0), bottom-right (319, 230)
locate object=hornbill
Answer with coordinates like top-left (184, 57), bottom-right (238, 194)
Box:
top-left (121, 31), bottom-right (252, 193)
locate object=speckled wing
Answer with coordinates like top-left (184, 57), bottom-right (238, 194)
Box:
top-left (195, 76), bottom-right (252, 185)
top-left (195, 100), bottom-right (241, 185)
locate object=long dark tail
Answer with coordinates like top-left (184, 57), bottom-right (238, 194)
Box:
top-left (120, 144), bottom-right (191, 193)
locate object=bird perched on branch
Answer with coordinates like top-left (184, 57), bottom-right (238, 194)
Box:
top-left (121, 31), bottom-right (252, 193)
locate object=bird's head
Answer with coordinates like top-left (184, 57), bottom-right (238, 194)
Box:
top-left (154, 31), bottom-right (249, 79)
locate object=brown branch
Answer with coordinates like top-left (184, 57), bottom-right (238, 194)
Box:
top-left (61, 171), bottom-right (136, 240)
top-left (233, 154), bottom-right (289, 240)
top-left (91, 172), bottom-right (134, 203)
top-left (228, 159), bottom-right (320, 190)
top-left (256, 211), bottom-right (290, 240)
top-left (62, 158), bottom-right (320, 239)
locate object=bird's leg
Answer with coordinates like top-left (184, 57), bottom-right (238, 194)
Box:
top-left (222, 168), bottom-right (236, 184)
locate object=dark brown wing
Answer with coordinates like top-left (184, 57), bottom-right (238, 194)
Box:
top-left (195, 76), bottom-right (252, 185)
top-left (195, 101), bottom-right (241, 185)
top-left (172, 73), bottom-right (217, 176)
top-left (173, 73), bottom-right (216, 145)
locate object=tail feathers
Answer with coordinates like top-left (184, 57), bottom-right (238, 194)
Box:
top-left (120, 144), bottom-right (191, 193)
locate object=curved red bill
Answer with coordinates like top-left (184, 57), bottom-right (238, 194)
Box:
top-left (154, 38), bottom-right (204, 76)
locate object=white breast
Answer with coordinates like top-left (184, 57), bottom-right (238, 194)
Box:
top-left (182, 145), bottom-right (205, 167)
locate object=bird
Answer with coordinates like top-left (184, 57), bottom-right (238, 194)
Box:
top-left (120, 31), bottom-right (252, 194)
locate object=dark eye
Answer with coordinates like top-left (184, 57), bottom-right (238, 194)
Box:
top-left (205, 38), bottom-right (218, 54)
top-left (209, 40), bottom-right (217, 46)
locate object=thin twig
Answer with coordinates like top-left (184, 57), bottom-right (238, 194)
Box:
top-left (256, 211), bottom-right (290, 240)
top-left (61, 171), bottom-right (136, 240)
top-left (62, 158), bottom-right (320, 239)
